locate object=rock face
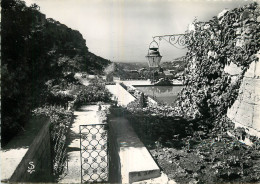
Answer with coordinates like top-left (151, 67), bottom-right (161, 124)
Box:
top-left (227, 50), bottom-right (260, 136)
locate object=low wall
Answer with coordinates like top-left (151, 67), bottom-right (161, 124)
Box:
top-left (128, 85), bottom-right (158, 106)
top-left (108, 108), bottom-right (161, 183)
top-left (9, 118), bottom-right (53, 182)
top-left (106, 83), bottom-right (136, 107)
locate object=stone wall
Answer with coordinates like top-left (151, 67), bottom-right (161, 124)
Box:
top-left (9, 119), bottom-right (53, 182)
top-left (227, 51), bottom-right (260, 137)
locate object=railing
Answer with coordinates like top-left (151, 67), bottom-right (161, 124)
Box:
top-left (79, 124), bottom-right (109, 183)
top-left (49, 106), bottom-right (74, 180)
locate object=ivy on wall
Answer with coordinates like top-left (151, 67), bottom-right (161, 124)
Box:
top-left (177, 3), bottom-right (260, 119)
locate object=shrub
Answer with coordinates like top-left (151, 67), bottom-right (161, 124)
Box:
top-left (74, 78), bottom-right (112, 107)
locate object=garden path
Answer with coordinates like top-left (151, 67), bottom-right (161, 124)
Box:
top-left (58, 104), bottom-right (109, 183)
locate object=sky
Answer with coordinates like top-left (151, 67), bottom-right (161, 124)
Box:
top-left (25, 0), bottom-right (257, 63)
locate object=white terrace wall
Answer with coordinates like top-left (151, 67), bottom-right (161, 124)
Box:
top-left (227, 50), bottom-right (260, 137)
top-left (108, 109), bottom-right (161, 183)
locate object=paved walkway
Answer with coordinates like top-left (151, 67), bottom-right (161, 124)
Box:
top-left (58, 104), bottom-right (109, 183)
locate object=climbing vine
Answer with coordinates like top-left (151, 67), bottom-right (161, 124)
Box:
top-left (177, 3), bottom-right (260, 119)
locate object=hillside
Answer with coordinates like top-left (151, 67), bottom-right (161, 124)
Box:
top-left (116, 57), bottom-right (187, 72)
top-left (161, 56), bottom-right (187, 70)
top-left (1, 0), bottom-right (110, 144)
top-left (113, 57), bottom-right (187, 80)
top-left (160, 56), bottom-right (187, 76)
top-left (115, 62), bottom-right (148, 70)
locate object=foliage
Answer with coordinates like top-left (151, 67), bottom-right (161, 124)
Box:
top-left (44, 74), bottom-right (80, 107)
top-left (1, 0), bottom-right (110, 144)
top-left (117, 105), bottom-right (260, 183)
top-left (152, 131), bottom-right (260, 183)
top-left (126, 88), bottom-right (183, 117)
top-left (160, 56), bottom-right (187, 76)
top-left (74, 77), bottom-right (112, 107)
top-left (110, 107), bottom-right (198, 148)
top-left (32, 106), bottom-right (72, 127)
top-left (122, 4), bottom-right (260, 183)
top-left (32, 105), bottom-right (73, 179)
top-left (45, 91), bottom-right (74, 108)
top-left (177, 3), bottom-right (260, 119)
